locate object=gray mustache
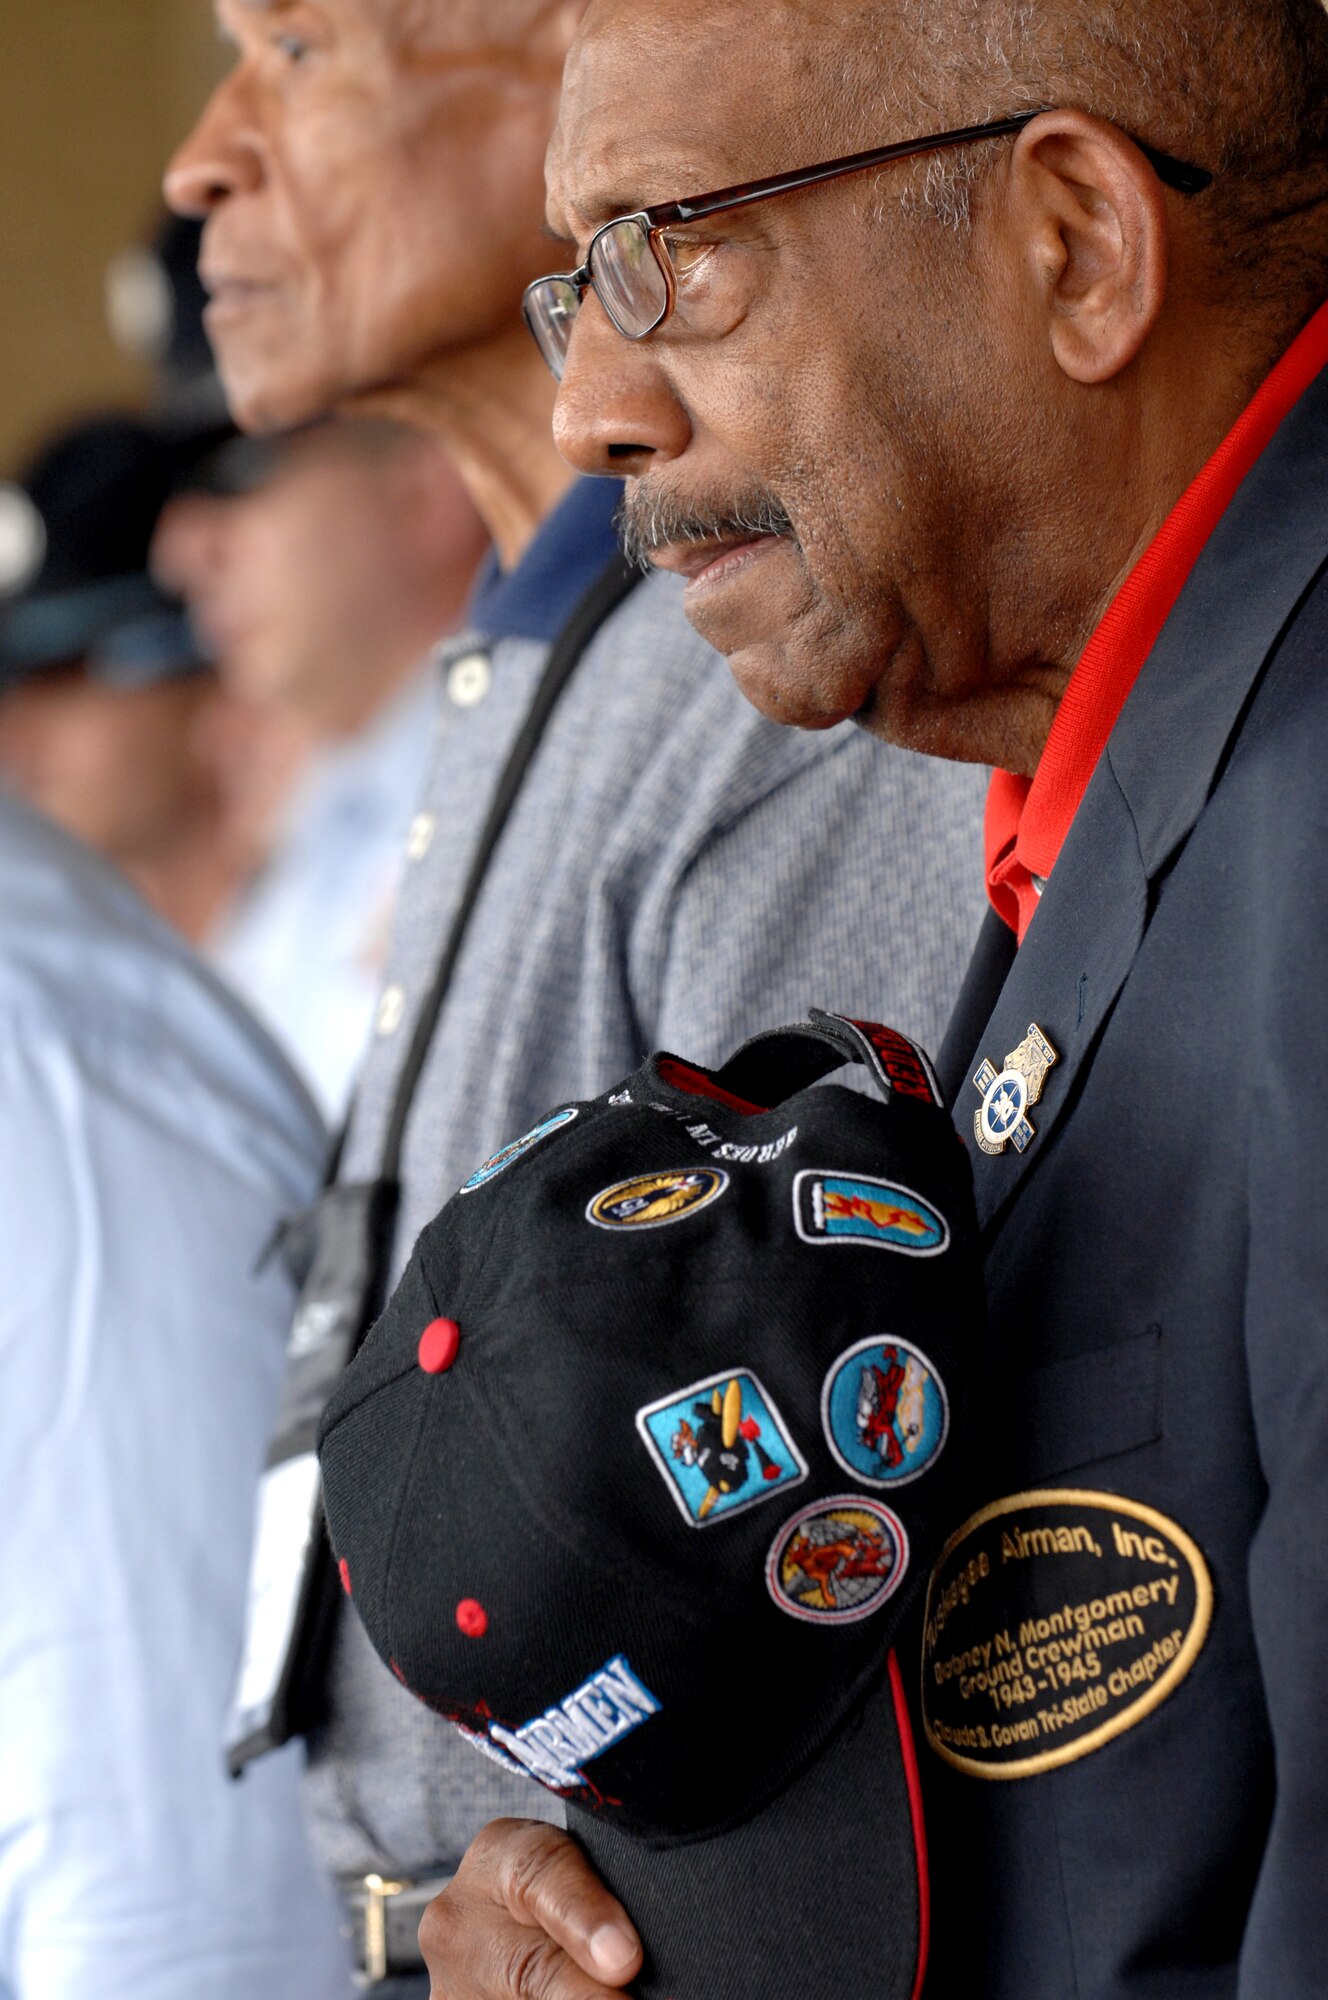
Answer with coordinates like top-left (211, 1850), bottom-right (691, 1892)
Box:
top-left (616, 487), bottom-right (793, 571)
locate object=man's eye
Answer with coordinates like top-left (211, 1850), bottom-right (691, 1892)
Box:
top-left (663, 236), bottom-right (716, 282)
top-left (273, 31), bottom-right (311, 62)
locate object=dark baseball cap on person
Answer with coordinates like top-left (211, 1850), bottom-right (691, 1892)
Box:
top-left (0, 414), bottom-right (209, 687)
top-left (318, 1011), bottom-right (983, 2000)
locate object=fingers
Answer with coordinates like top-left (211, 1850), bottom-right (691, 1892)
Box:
top-left (422, 1819), bottom-right (643, 1999)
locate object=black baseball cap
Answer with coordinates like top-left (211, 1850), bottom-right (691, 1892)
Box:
top-left (0, 414), bottom-right (209, 687)
top-left (318, 1011), bottom-right (983, 1999)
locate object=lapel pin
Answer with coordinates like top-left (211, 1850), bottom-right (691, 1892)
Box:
top-left (972, 1024), bottom-right (1059, 1158)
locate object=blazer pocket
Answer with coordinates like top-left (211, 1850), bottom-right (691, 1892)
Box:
top-left (1000, 1326), bottom-right (1162, 1486)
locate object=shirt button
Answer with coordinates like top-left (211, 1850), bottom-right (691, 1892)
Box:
top-left (407, 811), bottom-right (436, 862)
top-left (447, 652), bottom-right (491, 709)
top-left (375, 984), bottom-right (406, 1037)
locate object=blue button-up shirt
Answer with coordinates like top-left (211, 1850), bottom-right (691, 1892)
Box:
top-left (0, 799), bottom-right (352, 1999)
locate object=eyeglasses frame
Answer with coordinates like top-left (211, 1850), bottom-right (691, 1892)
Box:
top-left (523, 108), bottom-right (1213, 366)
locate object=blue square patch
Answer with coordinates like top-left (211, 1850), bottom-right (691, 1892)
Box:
top-left (636, 1369), bottom-right (808, 1528)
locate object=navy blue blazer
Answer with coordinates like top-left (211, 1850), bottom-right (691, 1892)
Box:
top-left (923, 360), bottom-right (1328, 1997)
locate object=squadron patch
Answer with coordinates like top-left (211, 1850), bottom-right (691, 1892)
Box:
top-left (972, 1024), bottom-right (1059, 1157)
top-left (922, 1489), bottom-right (1213, 1779)
top-left (459, 1108), bottom-right (578, 1193)
top-left (637, 1369), bottom-right (807, 1527)
top-left (587, 1166), bottom-right (728, 1231)
top-left (821, 1336), bottom-right (949, 1487)
top-left (766, 1496), bottom-right (909, 1625)
top-left (793, 1171), bottom-right (949, 1255)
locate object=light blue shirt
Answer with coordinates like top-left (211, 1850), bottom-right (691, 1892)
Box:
top-left (0, 799), bottom-right (352, 1999)
top-left (209, 664), bottom-right (438, 1122)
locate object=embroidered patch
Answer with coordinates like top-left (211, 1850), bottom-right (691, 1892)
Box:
top-left (821, 1337), bottom-right (949, 1487)
top-left (458, 1108), bottom-right (578, 1193)
top-left (483, 1655), bottom-right (661, 1794)
top-left (637, 1369), bottom-right (808, 1527)
top-left (922, 1489), bottom-right (1213, 1780)
top-left (793, 1171), bottom-right (949, 1256)
top-left (766, 1496), bottom-right (909, 1624)
top-left (587, 1166), bottom-right (728, 1230)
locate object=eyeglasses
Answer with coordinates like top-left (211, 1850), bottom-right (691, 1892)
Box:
top-left (524, 110), bottom-right (1213, 380)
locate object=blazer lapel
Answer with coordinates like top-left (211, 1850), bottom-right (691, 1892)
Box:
top-left (960, 762), bottom-right (1147, 1233)
top-left (938, 910), bottom-right (1015, 1106)
top-left (954, 352), bottom-right (1328, 1235)
top-left (1112, 360), bottom-right (1328, 873)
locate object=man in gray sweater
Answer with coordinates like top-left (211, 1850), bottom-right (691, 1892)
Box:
top-left (166, 0), bottom-right (987, 1987)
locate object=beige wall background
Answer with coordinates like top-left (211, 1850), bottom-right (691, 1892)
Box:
top-left (0, 1), bottom-right (225, 474)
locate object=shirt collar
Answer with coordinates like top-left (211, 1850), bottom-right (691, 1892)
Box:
top-left (987, 294), bottom-right (1328, 941)
top-left (466, 476), bottom-right (624, 645)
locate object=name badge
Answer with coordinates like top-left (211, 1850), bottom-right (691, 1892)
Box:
top-left (922, 1488), bottom-right (1212, 1779)
top-left (225, 1178), bottom-right (397, 1773)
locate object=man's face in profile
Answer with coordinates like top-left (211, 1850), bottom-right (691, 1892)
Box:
top-left (0, 666), bottom-right (220, 867)
top-left (545, 0), bottom-right (1036, 762)
top-left (165, 0), bottom-right (572, 431)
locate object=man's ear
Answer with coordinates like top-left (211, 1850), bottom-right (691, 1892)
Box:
top-left (1006, 110), bottom-right (1171, 384)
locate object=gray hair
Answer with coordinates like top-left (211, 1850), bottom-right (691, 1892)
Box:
top-left (860, 0), bottom-right (1328, 239)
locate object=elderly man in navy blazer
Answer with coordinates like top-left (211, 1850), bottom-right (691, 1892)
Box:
top-left (403, 0), bottom-right (1328, 1993)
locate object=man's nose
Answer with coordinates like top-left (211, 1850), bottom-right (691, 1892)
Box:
top-left (163, 70), bottom-right (263, 218)
top-left (552, 295), bottom-right (692, 479)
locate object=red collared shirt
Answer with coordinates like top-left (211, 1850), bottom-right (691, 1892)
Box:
top-left (986, 296), bottom-right (1328, 941)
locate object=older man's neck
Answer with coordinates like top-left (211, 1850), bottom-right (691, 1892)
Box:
top-left (348, 324), bottom-right (577, 571)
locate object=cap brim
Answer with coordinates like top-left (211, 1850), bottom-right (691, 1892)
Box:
top-left (567, 1647), bottom-right (926, 2000)
top-left (0, 575), bottom-right (190, 679)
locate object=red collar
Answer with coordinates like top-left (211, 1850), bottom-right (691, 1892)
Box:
top-left (987, 297), bottom-right (1328, 941)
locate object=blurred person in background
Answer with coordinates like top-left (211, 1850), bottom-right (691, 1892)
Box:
top-left (150, 432), bottom-right (319, 887)
top-left (0, 423), bottom-right (354, 1996)
top-left (0, 413), bottom-right (246, 943)
top-left (0, 790), bottom-right (355, 2000)
top-left (203, 418), bottom-right (489, 1120)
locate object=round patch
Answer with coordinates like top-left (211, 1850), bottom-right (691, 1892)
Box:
top-left (459, 1108), bottom-right (578, 1193)
top-left (978, 1068), bottom-right (1028, 1149)
top-left (821, 1336), bottom-right (949, 1488)
top-left (586, 1166), bottom-right (729, 1231)
top-left (922, 1489), bottom-right (1213, 1781)
top-left (766, 1496), bottom-right (909, 1625)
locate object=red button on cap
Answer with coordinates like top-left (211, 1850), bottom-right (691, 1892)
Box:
top-left (418, 1317), bottom-right (461, 1373)
top-left (456, 1599), bottom-right (489, 1639)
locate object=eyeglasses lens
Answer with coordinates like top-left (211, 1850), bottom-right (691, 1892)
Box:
top-left (590, 219), bottom-right (670, 339)
top-left (524, 277), bottom-right (580, 380)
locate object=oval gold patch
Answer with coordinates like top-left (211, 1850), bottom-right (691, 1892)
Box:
top-left (922, 1488), bottom-right (1212, 1780)
top-left (586, 1167), bottom-right (728, 1231)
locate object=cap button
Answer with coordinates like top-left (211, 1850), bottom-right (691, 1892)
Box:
top-left (456, 1598), bottom-right (489, 1639)
top-left (418, 1317), bottom-right (461, 1374)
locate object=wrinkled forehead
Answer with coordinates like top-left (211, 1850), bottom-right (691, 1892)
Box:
top-left (219, 0), bottom-right (544, 49)
top-left (548, 0), bottom-right (881, 236)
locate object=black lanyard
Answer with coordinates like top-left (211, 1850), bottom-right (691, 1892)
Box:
top-left (225, 550), bottom-right (644, 1772)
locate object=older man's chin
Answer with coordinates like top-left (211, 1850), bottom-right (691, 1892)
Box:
top-left (713, 636), bottom-right (877, 736)
top-left (208, 320), bottom-right (338, 438)
top-left (676, 567), bottom-right (873, 734)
